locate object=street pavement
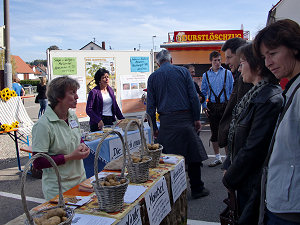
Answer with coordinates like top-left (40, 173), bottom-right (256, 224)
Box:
top-left (0, 97), bottom-right (227, 224)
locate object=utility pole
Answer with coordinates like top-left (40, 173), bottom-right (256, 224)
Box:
top-left (4, 0), bottom-right (12, 89)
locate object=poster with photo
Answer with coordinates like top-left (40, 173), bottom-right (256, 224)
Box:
top-left (120, 74), bottom-right (147, 100)
top-left (85, 57), bottom-right (116, 93)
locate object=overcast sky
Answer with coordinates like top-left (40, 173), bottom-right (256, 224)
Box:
top-left (0, 0), bottom-right (279, 62)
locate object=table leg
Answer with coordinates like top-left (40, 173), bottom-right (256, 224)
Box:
top-left (14, 130), bottom-right (22, 171)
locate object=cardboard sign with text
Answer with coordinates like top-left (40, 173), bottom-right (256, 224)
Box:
top-left (170, 159), bottom-right (187, 203)
top-left (109, 130), bottom-right (149, 161)
top-left (117, 205), bottom-right (142, 225)
top-left (144, 176), bottom-right (171, 225)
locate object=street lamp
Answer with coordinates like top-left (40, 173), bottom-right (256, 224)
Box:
top-left (152, 35), bottom-right (156, 52)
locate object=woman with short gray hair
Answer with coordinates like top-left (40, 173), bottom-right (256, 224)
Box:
top-left (32, 76), bottom-right (90, 200)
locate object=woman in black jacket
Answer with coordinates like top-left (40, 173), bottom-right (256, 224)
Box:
top-left (222, 43), bottom-right (284, 225)
top-left (36, 76), bottom-right (47, 118)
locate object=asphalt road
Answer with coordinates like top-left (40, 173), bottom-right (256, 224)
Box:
top-left (0, 97), bottom-right (227, 225)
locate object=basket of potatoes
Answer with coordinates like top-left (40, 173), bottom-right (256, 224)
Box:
top-left (141, 113), bottom-right (163, 168)
top-left (124, 120), bottom-right (152, 183)
top-left (146, 143), bottom-right (163, 168)
top-left (92, 131), bottom-right (129, 212)
top-left (21, 153), bottom-right (74, 225)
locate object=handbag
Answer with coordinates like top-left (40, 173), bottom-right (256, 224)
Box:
top-left (220, 190), bottom-right (239, 225)
top-left (35, 95), bottom-right (39, 103)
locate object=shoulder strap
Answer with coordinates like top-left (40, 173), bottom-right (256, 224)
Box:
top-left (218, 69), bottom-right (228, 101)
top-left (265, 82), bottom-right (300, 164)
top-left (206, 72), bottom-right (218, 101)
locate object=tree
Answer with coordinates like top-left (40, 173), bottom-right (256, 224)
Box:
top-left (27, 59), bottom-right (47, 66)
top-left (0, 49), bottom-right (17, 75)
top-left (47, 45), bottom-right (60, 51)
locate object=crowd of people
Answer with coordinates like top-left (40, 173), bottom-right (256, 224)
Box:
top-left (147, 19), bottom-right (300, 225)
top-left (28, 19), bottom-right (300, 224)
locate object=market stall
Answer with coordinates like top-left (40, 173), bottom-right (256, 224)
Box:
top-left (10, 153), bottom-right (187, 225)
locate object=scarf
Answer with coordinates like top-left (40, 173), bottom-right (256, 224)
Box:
top-left (227, 80), bottom-right (268, 162)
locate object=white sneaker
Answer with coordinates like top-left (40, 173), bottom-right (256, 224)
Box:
top-left (208, 159), bottom-right (222, 167)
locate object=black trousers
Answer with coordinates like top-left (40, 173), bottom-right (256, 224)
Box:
top-left (187, 162), bottom-right (204, 192)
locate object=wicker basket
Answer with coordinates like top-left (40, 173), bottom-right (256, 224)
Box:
top-left (124, 120), bottom-right (152, 183)
top-left (92, 131), bottom-right (129, 212)
top-left (21, 153), bottom-right (74, 225)
top-left (117, 118), bottom-right (140, 131)
top-left (141, 113), bottom-right (163, 168)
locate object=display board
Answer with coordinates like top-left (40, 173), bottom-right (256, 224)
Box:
top-left (47, 50), bottom-right (154, 117)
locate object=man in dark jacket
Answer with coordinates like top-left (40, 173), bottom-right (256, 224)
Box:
top-left (218, 38), bottom-right (253, 152)
top-left (147, 50), bottom-right (209, 199)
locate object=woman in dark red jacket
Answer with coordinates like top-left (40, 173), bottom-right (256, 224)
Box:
top-left (86, 68), bottom-right (124, 132)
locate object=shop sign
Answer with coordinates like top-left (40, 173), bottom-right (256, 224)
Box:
top-left (174, 30), bottom-right (243, 42)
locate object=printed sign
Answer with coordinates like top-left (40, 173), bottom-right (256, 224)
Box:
top-left (120, 74), bottom-right (147, 100)
top-left (52, 57), bottom-right (77, 75)
top-left (85, 57), bottom-right (116, 93)
top-left (170, 159), bottom-right (187, 203)
top-left (109, 130), bottom-right (149, 161)
top-left (130, 57), bottom-right (149, 72)
top-left (174, 30), bottom-right (244, 42)
top-left (71, 213), bottom-right (116, 225)
top-left (117, 205), bottom-right (142, 225)
top-left (145, 176), bottom-right (171, 225)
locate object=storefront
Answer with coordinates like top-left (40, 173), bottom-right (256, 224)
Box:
top-left (160, 30), bottom-right (249, 85)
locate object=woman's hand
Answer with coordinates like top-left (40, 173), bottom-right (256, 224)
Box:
top-left (98, 120), bottom-right (104, 130)
top-left (64, 143), bottom-right (90, 162)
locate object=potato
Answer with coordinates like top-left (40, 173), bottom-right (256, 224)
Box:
top-left (104, 181), bottom-right (111, 186)
top-left (44, 208), bottom-right (66, 219)
top-left (61, 216), bottom-right (68, 222)
top-left (120, 179), bottom-right (126, 184)
top-left (34, 217), bottom-right (45, 225)
top-left (108, 179), bottom-right (115, 183)
top-left (105, 174), bottom-right (115, 181)
top-left (147, 143), bottom-right (160, 150)
top-left (41, 216), bottom-right (61, 225)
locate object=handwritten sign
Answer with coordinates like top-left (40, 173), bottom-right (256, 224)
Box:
top-left (130, 57), bottom-right (149, 72)
top-left (109, 130), bottom-right (149, 161)
top-left (145, 176), bottom-right (171, 225)
top-left (52, 57), bottom-right (77, 75)
top-left (117, 205), bottom-right (142, 225)
top-left (170, 159), bottom-right (187, 203)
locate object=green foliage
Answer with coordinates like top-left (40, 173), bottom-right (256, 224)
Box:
top-left (0, 50), bottom-right (17, 76)
top-left (27, 59), bottom-right (47, 66)
top-left (20, 79), bottom-right (40, 86)
top-left (48, 45), bottom-right (60, 51)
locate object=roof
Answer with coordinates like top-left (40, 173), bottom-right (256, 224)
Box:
top-left (11, 55), bottom-right (34, 74)
top-left (80, 41), bottom-right (103, 50)
top-left (29, 65), bottom-right (42, 75)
